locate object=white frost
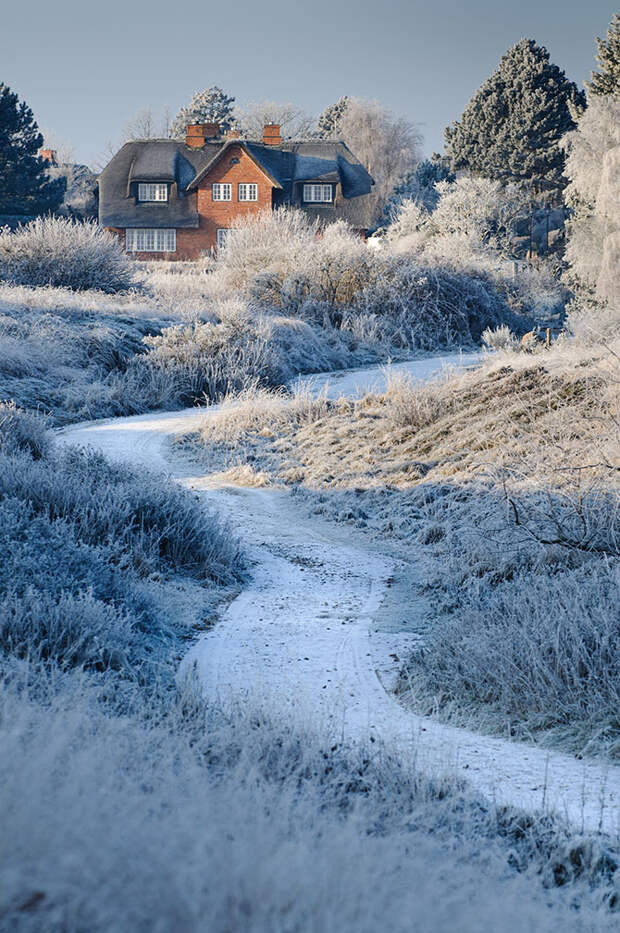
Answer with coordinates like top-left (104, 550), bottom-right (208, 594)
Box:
top-left (59, 353), bottom-right (620, 837)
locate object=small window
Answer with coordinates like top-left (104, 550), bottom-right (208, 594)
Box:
top-left (216, 228), bottom-right (230, 249)
top-left (212, 183), bottom-right (232, 201)
top-left (238, 183), bottom-right (258, 201)
top-left (138, 183), bottom-right (168, 202)
top-left (303, 184), bottom-right (333, 203)
top-left (126, 228), bottom-right (176, 253)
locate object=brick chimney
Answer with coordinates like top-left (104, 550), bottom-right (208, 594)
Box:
top-left (39, 148), bottom-right (58, 166)
top-left (185, 123), bottom-right (220, 147)
top-left (263, 123), bottom-right (282, 146)
top-left (226, 128), bottom-right (241, 139)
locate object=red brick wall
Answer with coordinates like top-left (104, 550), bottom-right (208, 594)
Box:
top-left (193, 145), bottom-right (273, 254)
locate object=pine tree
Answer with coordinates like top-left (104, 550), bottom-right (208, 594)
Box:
top-left (0, 83), bottom-right (65, 216)
top-left (586, 14), bottom-right (620, 97)
top-left (445, 39), bottom-right (585, 199)
top-left (170, 86), bottom-right (236, 138)
top-left (316, 97), bottom-right (349, 138)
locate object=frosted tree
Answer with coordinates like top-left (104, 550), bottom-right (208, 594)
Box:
top-left (378, 154), bottom-right (454, 226)
top-left (387, 176), bottom-right (529, 256)
top-left (0, 83), bottom-right (65, 215)
top-left (336, 97), bottom-right (422, 226)
top-left (430, 176), bottom-right (530, 253)
top-left (170, 87), bottom-right (236, 137)
top-left (562, 95), bottom-right (620, 305)
top-left (316, 97), bottom-right (349, 138)
top-left (586, 14), bottom-right (620, 98)
top-left (445, 39), bottom-right (585, 199)
top-left (234, 101), bottom-right (314, 139)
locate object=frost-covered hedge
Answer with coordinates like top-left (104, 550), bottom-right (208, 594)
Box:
top-left (0, 217), bottom-right (135, 292)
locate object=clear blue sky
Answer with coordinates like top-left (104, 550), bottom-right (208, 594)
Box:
top-left (2, 0), bottom-right (615, 168)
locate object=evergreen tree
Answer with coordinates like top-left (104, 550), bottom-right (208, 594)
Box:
top-left (445, 39), bottom-right (585, 198)
top-left (586, 14), bottom-right (620, 98)
top-left (0, 83), bottom-right (65, 216)
top-left (316, 97), bottom-right (349, 138)
top-left (170, 86), bottom-right (236, 138)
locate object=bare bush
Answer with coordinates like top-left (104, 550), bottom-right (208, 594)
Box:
top-left (0, 218), bottom-right (135, 293)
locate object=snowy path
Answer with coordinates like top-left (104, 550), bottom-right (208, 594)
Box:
top-left (60, 353), bottom-right (620, 838)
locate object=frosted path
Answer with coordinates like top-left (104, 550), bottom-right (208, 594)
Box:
top-left (60, 353), bottom-right (620, 838)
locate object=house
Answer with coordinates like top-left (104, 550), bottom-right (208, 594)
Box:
top-left (97, 123), bottom-right (374, 259)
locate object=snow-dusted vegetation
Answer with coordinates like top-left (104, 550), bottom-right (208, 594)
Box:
top-left (185, 319), bottom-right (620, 759)
top-left (2, 13), bottom-right (620, 926)
top-left (0, 403), bottom-right (243, 685)
top-left (4, 675), bottom-right (619, 932)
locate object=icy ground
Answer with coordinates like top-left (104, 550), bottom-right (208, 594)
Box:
top-left (60, 352), bottom-right (620, 837)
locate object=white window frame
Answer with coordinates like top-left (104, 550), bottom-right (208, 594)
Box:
top-left (216, 228), bottom-right (230, 249)
top-left (212, 183), bottom-right (232, 201)
top-left (125, 228), bottom-right (176, 253)
top-left (303, 183), bottom-right (333, 203)
top-left (137, 182), bottom-right (168, 202)
top-left (238, 183), bottom-right (258, 202)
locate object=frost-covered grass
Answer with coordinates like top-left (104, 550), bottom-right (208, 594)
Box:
top-left (1, 671), bottom-right (618, 932)
top-left (0, 285), bottom-right (177, 424)
top-left (0, 405), bottom-right (243, 683)
top-left (0, 275), bottom-right (371, 425)
top-left (184, 337), bottom-right (620, 759)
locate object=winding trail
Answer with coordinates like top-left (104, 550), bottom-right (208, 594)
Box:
top-left (60, 354), bottom-right (620, 837)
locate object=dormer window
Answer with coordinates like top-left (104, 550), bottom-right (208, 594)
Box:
top-left (138, 183), bottom-right (168, 202)
top-left (303, 184), bottom-right (333, 203)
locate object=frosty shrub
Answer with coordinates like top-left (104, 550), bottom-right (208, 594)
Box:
top-left (134, 298), bottom-right (361, 407)
top-left (136, 313), bottom-right (285, 406)
top-left (0, 445), bottom-right (243, 581)
top-left (211, 209), bottom-right (523, 352)
top-left (0, 400), bottom-right (50, 459)
top-left (405, 560), bottom-right (620, 757)
top-left (212, 208), bottom-right (320, 295)
top-left (347, 257), bottom-right (517, 350)
top-left (0, 217), bottom-right (135, 292)
top-left (385, 181), bottom-right (567, 318)
top-left (565, 300), bottom-right (620, 344)
top-left (482, 325), bottom-right (518, 351)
